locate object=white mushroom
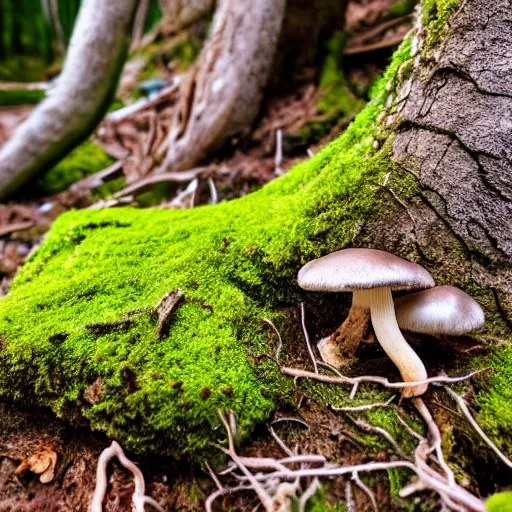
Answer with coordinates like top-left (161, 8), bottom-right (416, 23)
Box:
top-left (298, 248), bottom-right (435, 397)
top-left (395, 285), bottom-right (485, 335)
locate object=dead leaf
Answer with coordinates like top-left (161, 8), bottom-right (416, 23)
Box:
top-left (15, 442), bottom-right (58, 484)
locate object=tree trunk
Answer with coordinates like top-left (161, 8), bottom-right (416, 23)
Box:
top-left (160, 0), bottom-right (287, 173)
top-left (0, 0), bottom-right (138, 200)
top-left (0, 0), bottom-right (511, 504)
top-left (159, 0), bottom-right (347, 173)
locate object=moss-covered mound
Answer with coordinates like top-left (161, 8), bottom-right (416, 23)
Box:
top-left (1, 21), bottom-right (511, 463)
top-left (0, 62), bottom-right (387, 457)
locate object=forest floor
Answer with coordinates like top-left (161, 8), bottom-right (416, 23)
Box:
top-left (3, 4), bottom-right (501, 511)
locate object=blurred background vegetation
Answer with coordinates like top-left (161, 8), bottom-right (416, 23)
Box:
top-left (0, 0), bottom-right (162, 81)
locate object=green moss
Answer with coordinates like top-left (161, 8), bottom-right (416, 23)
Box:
top-left (0, 88), bottom-right (45, 106)
top-left (476, 345), bottom-right (512, 457)
top-left (36, 140), bottom-right (115, 195)
top-left (0, 82), bottom-right (388, 457)
top-left (304, 489), bottom-right (346, 511)
top-left (389, 0), bottom-right (418, 17)
top-left (422, 0), bottom-right (462, 47)
top-left (487, 492), bottom-right (512, 512)
top-left (293, 32), bottom-right (365, 147)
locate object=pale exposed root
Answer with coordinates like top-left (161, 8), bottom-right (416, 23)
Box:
top-left (281, 366), bottom-right (488, 392)
top-left (301, 302), bottom-right (319, 374)
top-left (444, 387), bottom-right (512, 469)
top-left (89, 441), bottom-right (164, 512)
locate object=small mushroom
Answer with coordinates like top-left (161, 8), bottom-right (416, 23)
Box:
top-left (394, 285), bottom-right (485, 335)
top-left (298, 248), bottom-right (435, 397)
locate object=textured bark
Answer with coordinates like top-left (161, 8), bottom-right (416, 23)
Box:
top-left (158, 0), bottom-right (214, 36)
top-left (0, 0), bottom-right (138, 200)
top-left (160, 0), bottom-right (286, 173)
top-left (363, 0), bottom-right (512, 329)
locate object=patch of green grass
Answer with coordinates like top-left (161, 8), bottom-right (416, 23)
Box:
top-left (36, 140), bottom-right (115, 195)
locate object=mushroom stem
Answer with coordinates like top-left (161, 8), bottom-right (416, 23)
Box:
top-left (370, 287), bottom-right (428, 398)
top-left (318, 291), bottom-right (371, 365)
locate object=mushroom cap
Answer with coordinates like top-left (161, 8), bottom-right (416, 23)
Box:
top-left (297, 248), bottom-right (434, 292)
top-left (394, 286), bottom-right (485, 335)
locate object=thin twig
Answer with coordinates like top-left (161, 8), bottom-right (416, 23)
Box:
top-left (345, 480), bottom-right (355, 512)
top-left (262, 318), bottom-right (283, 364)
top-left (348, 416), bottom-right (408, 458)
top-left (444, 387), bottom-right (512, 469)
top-left (298, 478), bottom-right (321, 512)
top-left (331, 396), bottom-right (395, 412)
top-left (352, 471), bottom-right (378, 511)
top-left (217, 411), bottom-right (274, 510)
top-left (205, 486), bottom-right (252, 512)
top-left (274, 129), bottom-right (283, 175)
top-left (300, 303), bottom-right (318, 374)
top-left (208, 177), bottom-right (219, 204)
top-left (281, 367), bottom-right (488, 390)
top-left (204, 460), bottom-right (223, 491)
top-left (269, 425), bottom-right (294, 457)
top-left (90, 441), bottom-right (164, 512)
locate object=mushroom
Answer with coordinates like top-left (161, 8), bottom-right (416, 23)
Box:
top-left (298, 248), bottom-right (435, 397)
top-left (394, 285), bottom-right (485, 335)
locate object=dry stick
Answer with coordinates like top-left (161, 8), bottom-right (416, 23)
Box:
top-left (208, 177), bottom-right (219, 204)
top-left (242, 458), bottom-right (485, 511)
top-left (351, 471), bottom-right (378, 512)
top-left (300, 303), bottom-right (318, 374)
top-left (345, 480), bottom-right (355, 512)
top-left (269, 425), bottom-right (295, 457)
top-left (262, 318), bottom-right (283, 363)
top-left (0, 220), bottom-right (35, 237)
top-left (217, 411), bottom-right (274, 511)
top-left (331, 395), bottom-right (395, 412)
top-left (90, 441), bottom-right (164, 512)
top-left (393, 408), bottom-right (424, 442)
top-left (413, 398), bottom-right (455, 486)
top-left (281, 367), bottom-right (487, 390)
top-left (274, 129), bottom-right (283, 175)
top-left (444, 387), bottom-right (512, 470)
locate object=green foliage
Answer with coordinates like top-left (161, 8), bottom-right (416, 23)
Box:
top-left (36, 141), bottom-right (114, 195)
top-left (0, 88), bottom-right (45, 106)
top-left (486, 492), bottom-right (512, 512)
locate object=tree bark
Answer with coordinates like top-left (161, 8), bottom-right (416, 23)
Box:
top-left (371, 0), bottom-right (512, 326)
top-left (0, 0), bottom-right (138, 200)
top-left (160, 0), bottom-right (287, 173)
